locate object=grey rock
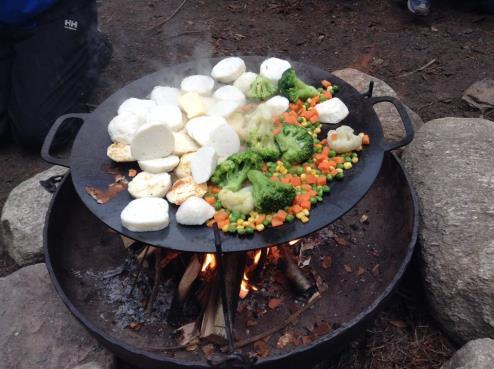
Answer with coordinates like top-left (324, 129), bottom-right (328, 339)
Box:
top-left (402, 118), bottom-right (494, 343)
top-left (0, 263), bottom-right (113, 369)
top-left (72, 362), bottom-right (104, 369)
top-left (441, 338), bottom-right (494, 369)
top-left (1, 165), bottom-right (67, 266)
top-left (332, 68), bottom-right (424, 147)
top-left (462, 79), bottom-right (494, 113)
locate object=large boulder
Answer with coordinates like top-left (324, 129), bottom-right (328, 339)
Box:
top-left (402, 117), bottom-right (494, 343)
top-left (332, 68), bottom-right (423, 145)
top-left (0, 263), bottom-right (113, 369)
top-left (1, 165), bottom-right (67, 266)
top-left (441, 338), bottom-right (494, 369)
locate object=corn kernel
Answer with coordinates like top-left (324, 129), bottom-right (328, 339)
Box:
top-left (276, 160), bottom-right (283, 166)
top-left (236, 219), bottom-right (244, 226)
top-left (302, 122), bottom-right (308, 127)
top-left (336, 168), bottom-right (343, 173)
top-left (236, 225), bottom-right (244, 230)
top-left (352, 157), bottom-right (359, 164)
top-left (256, 224), bottom-right (265, 232)
top-left (343, 162), bottom-right (353, 170)
top-left (305, 166), bottom-right (312, 173)
top-left (303, 209), bottom-right (309, 216)
top-left (315, 127), bottom-right (321, 134)
top-left (300, 173), bottom-right (307, 180)
top-left (222, 225), bottom-right (229, 232)
top-left (296, 212), bottom-right (305, 219)
top-left (301, 216), bottom-right (309, 223)
top-left (248, 217), bottom-right (254, 222)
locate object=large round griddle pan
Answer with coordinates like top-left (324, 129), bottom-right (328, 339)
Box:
top-left (41, 56), bottom-right (413, 253)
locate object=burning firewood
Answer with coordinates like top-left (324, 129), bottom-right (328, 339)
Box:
top-left (200, 252), bottom-right (246, 345)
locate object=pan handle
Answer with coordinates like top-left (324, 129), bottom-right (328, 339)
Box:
top-left (368, 96), bottom-right (415, 151)
top-left (41, 113), bottom-right (88, 167)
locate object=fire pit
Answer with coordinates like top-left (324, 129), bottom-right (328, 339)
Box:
top-left (44, 152), bottom-right (418, 369)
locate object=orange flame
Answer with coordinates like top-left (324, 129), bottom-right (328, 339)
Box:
top-left (201, 253), bottom-right (216, 272)
top-left (253, 249), bottom-right (262, 265)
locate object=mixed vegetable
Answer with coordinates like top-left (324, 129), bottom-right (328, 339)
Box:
top-left (105, 56), bottom-right (369, 234)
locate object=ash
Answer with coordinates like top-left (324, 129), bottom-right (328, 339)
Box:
top-left (76, 254), bottom-right (176, 328)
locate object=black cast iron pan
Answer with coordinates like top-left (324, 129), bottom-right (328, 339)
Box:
top-left (41, 56), bottom-right (413, 253)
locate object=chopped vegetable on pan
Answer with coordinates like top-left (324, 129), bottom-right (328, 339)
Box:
top-left (102, 56), bottom-right (370, 234)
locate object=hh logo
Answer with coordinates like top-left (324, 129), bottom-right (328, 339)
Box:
top-left (64, 19), bottom-right (78, 31)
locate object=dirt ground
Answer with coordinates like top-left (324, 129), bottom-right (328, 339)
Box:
top-left (2, 0), bottom-right (493, 366)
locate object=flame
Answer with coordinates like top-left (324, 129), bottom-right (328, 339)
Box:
top-left (239, 271), bottom-right (258, 299)
top-left (253, 250), bottom-right (262, 265)
top-left (201, 253), bottom-right (216, 272)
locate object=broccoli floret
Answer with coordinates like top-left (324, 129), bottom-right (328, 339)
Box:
top-left (278, 68), bottom-right (319, 103)
top-left (275, 124), bottom-right (314, 164)
top-left (210, 151), bottom-right (262, 192)
top-left (246, 106), bottom-right (281, 161)
top-left (247, 170), bottom-right (296, 213)
top-left (246, 75), bottom-right (277, 101)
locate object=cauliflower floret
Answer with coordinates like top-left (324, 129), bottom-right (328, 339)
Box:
top-left (327, 125), bottom-right (362, 153)
top-left (218, 187), bottom-right (254, 215)
top-left (227, 113), bottom-right (249, 142)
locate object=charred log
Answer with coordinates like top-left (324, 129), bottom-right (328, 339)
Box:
top-left (279, 246), bottom-right (317, 296)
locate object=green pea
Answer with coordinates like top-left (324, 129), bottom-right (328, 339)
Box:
top-left (319, 95), bottom-right (328, 102)
top-left (245, 227), bottom-right (255, 234)
top-left (317, 196), bottom-right (323, 202)
top-left (326, 174), bottom-right (334, 182)
top-left (296, 167), bottom-right (304, 175)
top-left (263, 219), bottom-right (270, 226)
top-left (332, 85), bottom-right (340, 93)
top-left (310, 197), bottom-right (317, 204)
top-left (314, 146), bottom-right (322, 153)
top-left (345, 156), bottom-right (352, 163)
top-left (297, 117), bottom-right (304, 123)
top-left (286, 214), bottom-right (295, 222)
top-left (215, 201), bottom-right (222, 210)
top-left (228, 225), bottom-right (237, 233)
top-left (295, 189), bottom-right (302, 195)
top-left (336, 163), bottom-right (344, 169)
top-left (322, 185), bottom-right (331, 193)
top-left (352, 152), bottom-right (358, 158)
top-left (237, 228), bottom-right (246, 235)
top-left (336, 172), bottom-right (345, 180)
top-left (329, 150), bottom-right (337, 158)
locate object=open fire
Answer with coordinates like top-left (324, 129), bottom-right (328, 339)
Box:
top-left (126, 236), bottom-right (323, 353)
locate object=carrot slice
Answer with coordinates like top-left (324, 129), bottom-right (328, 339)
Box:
top-left (214, 211), bottom-right (229, 221)
top-left (276, 210), bottom-right (288, 221)
top-left (321, 80), bottom-right (332, 88)
top-left (317, 176), bottom-right (327, 186)
top-left (271, 218), bottom-right (284, 227)
top-left (300, 200), bottom-right (311, 210)
top-left (205, 196), bottom-right (216, 205)
top-left (291, 176), bottom-right (302, 186)
top-left (334, 156), bottom-right (344, 164)
top-left (256, 215), bottom-right (266, 225)
top-left (291, 204), bottom-right (303, 214)
top-left (217, 219), bottom-right (230, 228)
top-left (305, 174), bottom-right (317, 184)
top-left (210, 186), bottom-right (221, 194)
